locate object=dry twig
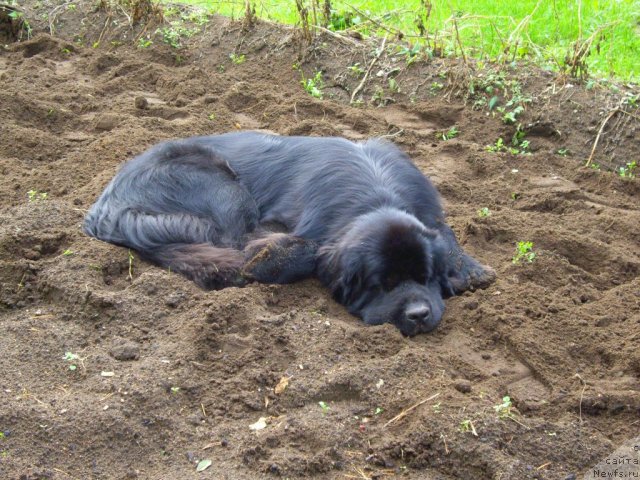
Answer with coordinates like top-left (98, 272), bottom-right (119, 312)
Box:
top-left (350, 35), bottom-right (387, 104)
top-left (585, 108), bottom-right (619, 167)
top-left (384, 392), bottom-right (440, 427)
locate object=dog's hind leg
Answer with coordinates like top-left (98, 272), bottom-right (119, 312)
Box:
top-left (242, 233), bottom-right (318, 284)
top-left (93, 209), bottom-right (247, 289)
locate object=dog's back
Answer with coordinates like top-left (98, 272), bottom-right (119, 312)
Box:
top-left (189, 132), bottom-right (445, 241)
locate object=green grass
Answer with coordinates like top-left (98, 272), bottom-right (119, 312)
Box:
top-left (171, 0), bottom-right (640, 82)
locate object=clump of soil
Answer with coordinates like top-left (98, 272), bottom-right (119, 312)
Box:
top-left (0, 1), bottom-right (638, 479)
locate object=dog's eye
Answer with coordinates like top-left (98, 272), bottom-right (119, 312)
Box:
top-left (383, 273), bottom-right (401, 291)
top-left (414, 272), bottom-right (427, 284)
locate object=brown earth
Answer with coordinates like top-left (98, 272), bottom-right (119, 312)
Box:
top-left (1, 2), bottom-right (639, 479)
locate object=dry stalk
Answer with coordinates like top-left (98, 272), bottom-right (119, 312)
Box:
top-left (350, 35), bottom-right (387, 104)
top-left (585, 108), bottom-right (620, 167)
top-left (384, 392), bottom-right (440, 427)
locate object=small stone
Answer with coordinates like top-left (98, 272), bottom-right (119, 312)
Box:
top-left (454, 379), bottom-right (472, 394)
top-left (110, 339), bottom-right (140, 361)
top-left (95, 114), bottom-right (119, 131)
top-left (464, 300), bottom-right (479, 310)
top-left (134, 96), bottom-right (148, 109)
top-left (165, 293), bottom-right (184, 308)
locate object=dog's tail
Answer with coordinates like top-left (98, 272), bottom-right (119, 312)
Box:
top-left (84, 209), bottom-right (246, 289)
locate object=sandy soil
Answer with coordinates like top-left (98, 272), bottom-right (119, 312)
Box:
top-left (1, 2), bottom-right (639, 479)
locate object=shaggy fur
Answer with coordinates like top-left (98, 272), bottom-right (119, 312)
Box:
top-left (85, 132), bottom-right (495, 335)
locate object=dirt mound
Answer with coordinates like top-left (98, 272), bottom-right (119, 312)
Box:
top-left (0, 2), bottom-right (638, 479)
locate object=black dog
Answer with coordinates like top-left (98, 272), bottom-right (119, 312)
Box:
top-left (84, 132), bottom-right (495, 335)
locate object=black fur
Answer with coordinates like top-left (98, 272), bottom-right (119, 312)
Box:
top-left (85, 132), bottom-right (495, 335)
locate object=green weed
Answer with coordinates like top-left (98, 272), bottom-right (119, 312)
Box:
top-left (301, 70), bottom-right (324, 99)
top-left (63, 352), bottom-right (80, 371)
top-left (438, 126), bottom-right (459, 141)
top-left (348, 63), bottom-right (365, 76)
top-left (618, 161), bottom-right (637, 179)
top-left (229, 53), bottom-right (246, 64)
top-left (137, 36), bottom-right (153, 48)
top-left (478, 207), bottom-right (491, 218)
top-left (511, 125), bottom-right (530, 153)
top-left (318, 401), bottom-right (330, 414)
top-left (512, 241), bottom-right (536, 264)
top-left (328, 9), bottom-right (360, 31)
top-left (156, 24), bottom-right (198, 48)
top-left (459, 419), bottom-right (477, 435)
top-left (27, 190), bottom-right (48, 202)
top-left (493, 395), bottom-right (514, 419)
top-left (485, 138), bottom-right (506, 153)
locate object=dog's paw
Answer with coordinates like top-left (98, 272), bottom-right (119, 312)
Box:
top-left (449, 255), bottom-right (496, 293)
top-left (242, 235), bottom-right (317, 284)
top-left (467, 264), bottom-right (496, 290)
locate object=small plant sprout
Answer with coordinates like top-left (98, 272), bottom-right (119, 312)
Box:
top-left (438, 126), bottom-right (459, 141)
top-left (63, 352), bottom-right (80, 371)
top-left (556, 148), bottom-right (569, 156)
top-left (432, 402), bottom-right (441, 413)
top-left (170, 387), bottom-right (180, 393)
top-left (318, 401), bottom-right (330, 414)
top-left (208, 113), bottom-right (216, 121)
top-left (301, 71), bottom-right (324, 99)
top-left (348, 63), bottom-right (365, 76)
top-left (137, 36), bottom-right (153, 49)
top-left (298, 70), bottom-right (323, 98)
top-left (493, 396), bottom-right (514, 419)
top-left (374, 407), bottom-right (384, 415)
top-left (459, 419), bottom-right (477, 435)
top-left (511, 125), bottom-right (530, 153)
top-left (229, 53), bottom-right (246, 65)
top-left (478, 207), bottom-right (491, 218)
top-left (63, 249), bottom-right (73, 256)
top-left (502, 105), bottom-right (524, 124)
top-left (27, 190), bottom-right (48, 202)
top-left (618, 161), bottom-right (637, 178)
top-left (512, 241), bottom-right (536, 264)
top-left (485, 138), bottom-right (505, 153)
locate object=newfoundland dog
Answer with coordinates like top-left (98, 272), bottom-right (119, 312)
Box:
top-left (84, 132), bottom-right (495, 335)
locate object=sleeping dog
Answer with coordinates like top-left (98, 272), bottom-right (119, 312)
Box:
top-left (84, 132), bottom-right (495, 335)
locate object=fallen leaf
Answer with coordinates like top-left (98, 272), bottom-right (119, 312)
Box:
top-left (196, 459), bottom-right (212, 472)
top-left (274, 376), bottom-right (290, 395)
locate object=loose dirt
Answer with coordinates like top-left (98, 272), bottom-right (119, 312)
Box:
top-left (1, 2), bottom-right (638, 479)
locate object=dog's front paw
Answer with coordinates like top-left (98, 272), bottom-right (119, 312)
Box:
top-left (449, 254), bottom-right (496, 294)
top-left (242, 235), bottom-right (318, 284)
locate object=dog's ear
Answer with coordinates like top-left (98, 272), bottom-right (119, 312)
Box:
top-left (317, 244), bottom-right (363, 305)
top-left (422, 229), bottom-right (457, 298)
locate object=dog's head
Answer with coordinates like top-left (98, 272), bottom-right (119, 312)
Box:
top-left (317, 208), bottom-right (454, 336)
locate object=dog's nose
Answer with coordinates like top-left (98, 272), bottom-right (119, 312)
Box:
top-left (406, 305), bottom-right (431, 324)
